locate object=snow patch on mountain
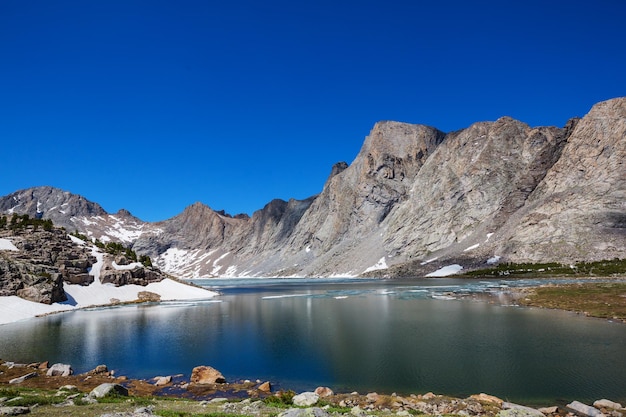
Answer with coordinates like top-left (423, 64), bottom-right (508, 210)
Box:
top-left (0, 238), bottom-right (19, 251)
top-left (425, 264), bottom-right (463, 277)
top-left (364, 257), bottom-right (388, 273)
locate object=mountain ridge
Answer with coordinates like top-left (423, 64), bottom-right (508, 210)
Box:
top-left (2, 97), bottom-right (624, 278)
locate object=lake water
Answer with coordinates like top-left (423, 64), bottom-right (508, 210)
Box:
top-left (1, 277), bottom-right (626, 405)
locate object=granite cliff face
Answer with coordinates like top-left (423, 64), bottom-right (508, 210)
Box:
top-left (2, 97), bottom-right (624, 278)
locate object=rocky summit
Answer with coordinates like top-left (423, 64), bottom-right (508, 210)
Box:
top-left (1, 97), bottom-right (625, 278)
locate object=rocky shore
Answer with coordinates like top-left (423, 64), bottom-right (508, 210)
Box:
top-left (1, 359), bottom-right (624, 417)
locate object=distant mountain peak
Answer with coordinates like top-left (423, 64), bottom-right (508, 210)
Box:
top-left (2, 97), bottom-right (624, 278)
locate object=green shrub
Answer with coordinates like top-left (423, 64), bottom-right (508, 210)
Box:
top-left (263, 390), bottom-right (295, 407)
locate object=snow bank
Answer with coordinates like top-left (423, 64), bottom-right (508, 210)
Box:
top-left (0, 278), bottom-right (218, 325)
top-left (0, 278), bottom-right (217, 325)
top-left (0, 243), bottom-right (218, 325)
top-left (112, 261), bottom-right (144, 270)
top-left (364, 257), bottom-right (388, 273)
top-left (0, 238), bottom-right (18, 251)
top-left (426, 264), bottom-right (463, 277)
top-left (487, 255), bottom-right (501, 265)
top-left (463, 243), bottom-right (480, 252)
top-left (0, 297), bottom-right (73, 324)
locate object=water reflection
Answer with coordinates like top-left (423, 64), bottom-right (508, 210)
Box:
top-left (1, 278), bottom-right (625, 405)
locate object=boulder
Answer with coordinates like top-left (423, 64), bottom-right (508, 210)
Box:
top-left (88, 364), bottom-right (109, 375)
top-left (154, 376), bottom-right (171, 386)
top-left (258, 381), bottom-right (272, 393)
top-left (470, 393), bottom-right (504, 406)
top-left (189, 366), bottom-right (226, 384)
top-left (115, 255), bottom-right (129, 266)
top-left (366, 392), bottom-right (379, 403)
top-left (278, 408), bottom-right (330, 417)
top-left (89, 383), bottom-right (128, 398)
top-left (0, 406), bottom-right (31, 416)
top-left (292, 392), bottom-right (319, 407)
top-left (8, 372), bottom-right (38, 384)
top-left (567, 401), bottom-right (604, 417)
top-left (46, 363), bottom-right (73, 377)
top-left (350, 406), bottom-right (368, 417)
top-left (314, 386), bottom-right (333, 397)
top-left (138, 291), bottom-right (161, 302)
top-left (499, 403), bottom-right (545, 417)
top-left (538, 406), bottom-right (559, 414)
top-left (594, 400), bottom-right (623, 411)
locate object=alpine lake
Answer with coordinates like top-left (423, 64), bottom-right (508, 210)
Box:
top-left (1, 277), bottom-right (625, 406)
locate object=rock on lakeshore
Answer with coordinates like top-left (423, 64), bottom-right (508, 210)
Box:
top-left (292, 392), bottom-right (320, 407)
top-left (46, 363), bottom-right (72, 377)
top-left (189, 366), bottom-right (226, 384)
top-left (89, 383), bottom-right (129, 398)
top-left (566, 401), bottom-right (605, 417)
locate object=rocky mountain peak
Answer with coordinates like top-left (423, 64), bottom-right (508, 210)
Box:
top-left (2, 97), bottom-right (624, 278)
top-left (0, 186), bottom-right (107, 232)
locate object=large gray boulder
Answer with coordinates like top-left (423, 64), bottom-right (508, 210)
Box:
top-left (292, 392), bottom-right (320, 407)
top-left (0, 406), bottom-right (31, 416)
top-left (278, 408), bottom-right (330, 417)
top-left (498, 403), bottom-right (545, 417)
top-left (593, 400), bottom-right (623, 411)
top-left (46, 363), bottom-right (73, 377)
top-left (567, 401), bottom-right (604, 417)
top-left (8, 372), bottom-right (38, 384)
top-left (89, 383), bottom-right (129, 399)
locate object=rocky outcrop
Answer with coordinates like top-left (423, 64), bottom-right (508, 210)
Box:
top-left (2, 97), bottom-right (625, 278)
top-left (0, 216), bottom-right (168, 304)
top-left (0, 226), bottom-right (96, 303)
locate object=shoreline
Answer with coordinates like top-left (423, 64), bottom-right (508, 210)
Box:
top-left (3, 275), bottom-right (626, 327)
top-left (2, 359), bottom-right (625, 417)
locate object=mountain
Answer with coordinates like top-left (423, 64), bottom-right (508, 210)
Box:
top-left (2, 97), bottom-right (624, 278)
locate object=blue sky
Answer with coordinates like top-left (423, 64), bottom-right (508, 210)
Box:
top-left (1, 1), bottom-right (625, 222)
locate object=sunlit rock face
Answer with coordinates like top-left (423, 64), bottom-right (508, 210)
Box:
top-left (2, 97), bottom-right (625, 278)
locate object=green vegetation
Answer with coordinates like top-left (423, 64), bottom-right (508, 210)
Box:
top-left (1, 213), bottom-right (53, 231)
top-left (463, 258), bottom-right (626, 277)
top-left (519, 282), bottom-right (626, 320)
top-left (262, 390), bottom-right (295, 407)
top-left (70, 230), bottom-right (153, 268)
top-left (0, 387), bottom-right (66, 407)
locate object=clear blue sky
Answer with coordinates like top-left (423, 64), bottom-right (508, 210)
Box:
top-left (1, 1), bottom-right (625, 222)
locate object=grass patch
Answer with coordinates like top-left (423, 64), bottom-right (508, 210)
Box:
top-left (519, 282), bottom-right (626, 320)
top-left (262, 390), bottom-right (295, 408)
top-left (3, 393), bottom-right (66, 407)
top-left (0, 387), bottom-right (20, 397)
top-left (463, 258), bottom-right (626, 278)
